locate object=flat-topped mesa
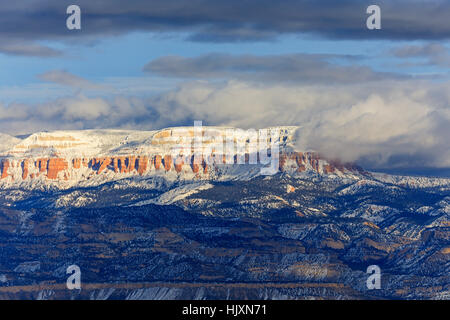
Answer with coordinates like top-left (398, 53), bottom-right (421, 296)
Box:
top-left (0, 151), bottom-right (360, 183)
top-left (0, 126), bottom-right (363, 186)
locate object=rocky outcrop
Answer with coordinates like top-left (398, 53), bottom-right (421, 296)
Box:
top-left (163, 155), bottom-right (172, 171)
top-left (294, 152), bottom-right (306, 172)
top-left (47, 159), bottom-right (68, 180)
top-left (191, 155), bottom-right (200, 174)
top-left (72, 159), bottom-right (82, 169)
top-left (97, 158), bottom-right (112, 175)
top-left (174, 156), bottom-right (184, 173)
top-left (0, 151), bottom-right (360, 185)
top-left (36, 159), bottom-right (48, 173)
top-left (0, 159), bottom-right (9, 179)
top-left (154, 155), bottom-right (162, 170)
top-left (136, 156), bottom-right (149, 176)
top-left (21, 160), bottom-right (29, 180)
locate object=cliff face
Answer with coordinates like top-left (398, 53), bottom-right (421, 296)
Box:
top-left (0, 151), bottom-right (358, 184)
top-left (0, 127), bottom-right (361, 188)
top-left (0, 159), bottom-right (9, 179)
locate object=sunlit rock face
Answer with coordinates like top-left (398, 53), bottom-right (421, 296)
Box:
top-left (0, 127), bottom-right (361, 189)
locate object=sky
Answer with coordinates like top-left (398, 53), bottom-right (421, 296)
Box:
top-left (0, 0), bottom-right (449, 174)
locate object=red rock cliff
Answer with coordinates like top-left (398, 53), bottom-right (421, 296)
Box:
top-left (0, 151), bottom-right (359, 183)
top-left (47, 158), bottom-right (68, 180)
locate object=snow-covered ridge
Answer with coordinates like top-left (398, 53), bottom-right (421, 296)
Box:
top-left (0, 126), bottom-right (352, 189)
top-left (0, 133), bottom-right (21, 154)
top-left (4, 129), bottom-right (156, 158)
top-left (0, 127), bottom-right (449, 193)
top-left (1, 126), bottom-right (425, 190)
top-left (371, 172), bottom-right (450, 190)
top-left (2, 126), bottom-right (299, 158)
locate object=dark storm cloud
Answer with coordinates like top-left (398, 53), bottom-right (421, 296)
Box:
top-left (1, 0), bottom-right (450, 56)
top-left (143, 53), bottom-right (406, 84)
top-left (392, 43), bottom-right (450, 67)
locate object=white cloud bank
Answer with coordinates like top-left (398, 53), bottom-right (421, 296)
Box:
top-left (0, 79), bottom-right (449, 169)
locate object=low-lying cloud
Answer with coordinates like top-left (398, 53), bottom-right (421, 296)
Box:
top-left (0, 79), bottom-right (449, 170)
